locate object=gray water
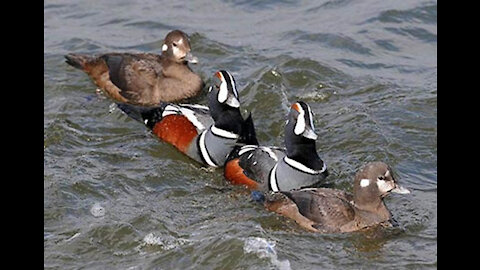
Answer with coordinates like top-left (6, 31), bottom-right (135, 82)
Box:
top-left (44, 0), bottom-right (437, 269)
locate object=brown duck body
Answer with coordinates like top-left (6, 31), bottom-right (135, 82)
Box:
top-left (265, 188), bottom-right (390, 233)
top-left (65, 30), bottom-right (204, 106)
top-left (264, 162), bottom-right (410, 233)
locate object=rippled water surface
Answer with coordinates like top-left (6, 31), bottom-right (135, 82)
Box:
top-left (44, 0), bottom-right (437, 269)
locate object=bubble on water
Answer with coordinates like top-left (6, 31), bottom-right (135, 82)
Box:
top-left (244, 237), bottom-right (291, 270)
top-left (90, 203), bottom-right (105, 217)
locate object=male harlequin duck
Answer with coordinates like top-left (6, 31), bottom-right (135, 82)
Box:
top-left (65, 30), bottom-right (204, 106)
top-left (117, 70), bottom-right (251, 167)
top-left (264, 162), bottom-right (410, 233)
top-left (224, 101), bottom-right (328, 191)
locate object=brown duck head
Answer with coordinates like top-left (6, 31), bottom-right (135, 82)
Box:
top-left (161, 30), bottom-right (198, 64)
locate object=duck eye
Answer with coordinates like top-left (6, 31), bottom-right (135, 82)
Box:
top-left (378, 175), bottom-right (386, 181)
top-left (172, 42), bottom-right (178, 47)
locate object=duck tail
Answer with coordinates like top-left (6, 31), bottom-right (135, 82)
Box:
top-left (117, 103), bottom-right (168, 129)
top-left (238, 113), bottom-right (259, 145)
top-left (225, 113), bottom-right (259, 164)
top-left (116, 103), bottom-right (146, 122)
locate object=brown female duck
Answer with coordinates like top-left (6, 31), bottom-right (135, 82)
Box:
top-left (65, 30), bottom-right (204, 106)
top-left (264, 162), bottom-right (410, 233)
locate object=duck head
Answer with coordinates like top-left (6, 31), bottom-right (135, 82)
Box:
top-left (285, 101), bottom-right (318, 141)
top-left (353, 162), bottom-right (410, 210)
top-left (207, 70), bottom-right (243, 134)
top-left (283, 101), bottom-right (326, 173)
top-left (161, 30), bottom-right (198, 64)
top-left (208, 70), bottom-right (240, 109)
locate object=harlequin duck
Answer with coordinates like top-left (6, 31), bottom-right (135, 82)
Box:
top-left (117, 70), bottom-right (251, 167)
top-left (264, 162), bottom-right (411, 233)
top-left (65, 30), bottom-right (204, 106)
top-left (224, 101), bottom-right (328, 191)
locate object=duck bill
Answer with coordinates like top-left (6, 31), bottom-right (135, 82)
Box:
top-left (391, 184), bottom-right (410, 194)
top-left (183, 52), bottom-right (198, 64)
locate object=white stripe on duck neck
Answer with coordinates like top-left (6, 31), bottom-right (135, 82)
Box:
top-left (283, 156), bottom-right (326, 175)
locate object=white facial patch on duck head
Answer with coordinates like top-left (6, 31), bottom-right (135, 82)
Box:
top-left (172, 44), bottom-right (182, 58)
top-left (376, 178), bottom-right (394, 193)
top-left (169, 38), bottom-right (188, 59)
top-left (162, 44), bottom-right (168, 52)
top-left (218, 79), bottom-right (228, 103)
top-left (292, 102), bottom-right (317, 140)
top-left (215, 71), bottom-right (240, 108)
top-left (293, 103), bottom-right (306, 135)
top-left (360, 179), bottom-right (370, 187)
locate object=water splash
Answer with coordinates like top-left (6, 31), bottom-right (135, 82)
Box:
top-left (142, 232), bottom-right (189, 251)
top-left (90, 203), bottom-right (105, 217)
top-left (244, 237), bottom-right (291, 270)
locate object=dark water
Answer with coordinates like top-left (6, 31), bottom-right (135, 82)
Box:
top-left (44, 0), bottom-right (437, 269)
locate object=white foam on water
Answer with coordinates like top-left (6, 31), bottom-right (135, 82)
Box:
top-left (65, 232), bottom-right (81, 242)
top-left (142, 232), bottom-right (189, 251)
top-left (244, 237), bottom-right (291, 270)
top-left (90, 203), bottom-right (105, 217)
top-left (143, 232), bottom-right (164, 246)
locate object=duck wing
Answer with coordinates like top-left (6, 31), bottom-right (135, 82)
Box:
top-left (101, 53), bottom-right (163, 105)
top-left (283, 189), bottom-right (355, 233)
top-left (224, 145), bottom-right (285, 191)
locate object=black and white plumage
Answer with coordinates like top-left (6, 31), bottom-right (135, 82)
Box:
top-left (224, 101), bottom-right (328, 191)
top-left (117, 70), bottom-right (249, 167)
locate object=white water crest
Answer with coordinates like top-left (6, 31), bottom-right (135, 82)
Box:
top-left (142, 232), bottom-right (190, 251)
top-left (244, 237), bottom-right (291, 270)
